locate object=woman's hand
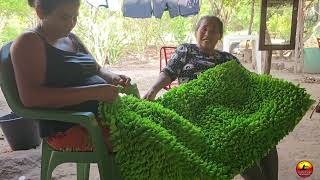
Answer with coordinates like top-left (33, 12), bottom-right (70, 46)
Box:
top-left (112, 74), bottom-right (131, 88)
top-left (142, 89), bottom-right (157, 101)
top-left (98, 67), bottom-right (131, 88)
top-left (97, 85), bottom-right (119, 103)
top-left (143, 72), bottom-right (172, 101)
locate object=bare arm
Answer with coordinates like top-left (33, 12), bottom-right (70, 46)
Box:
top-left (10, 33), bottom-right (118, 108)
top-left (143, 72), bottom-right (172, 100)
top-left (97, 67), bottom-right (114, 83)
top-left (143, 45), bottom-right (189, 100)
top-left (98, 67), bottom-right (126, 85)
top-left (98, 67), bottom-right (131, 87)
top-left (70, 33), bottom-right (131, 88)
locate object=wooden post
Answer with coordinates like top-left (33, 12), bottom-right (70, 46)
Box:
top-left (262, 50), bottom-right (272, 74)
top-left (262, 30), bottom-right (272, 74)
top-left (252, 40), bottom-right (257, 70)
top-left (294, 0), bottom-right (304, 73)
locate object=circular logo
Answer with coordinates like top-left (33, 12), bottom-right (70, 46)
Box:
top-left (296, 160), bottom-right (313, 178)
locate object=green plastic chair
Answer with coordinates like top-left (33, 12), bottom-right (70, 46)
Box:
top-left (0, 42), bottom-right (138, 180)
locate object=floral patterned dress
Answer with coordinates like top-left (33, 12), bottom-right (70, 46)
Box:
top-left (163, 43), bottom-right (240, 84)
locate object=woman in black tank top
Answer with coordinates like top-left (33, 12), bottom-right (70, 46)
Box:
top-left (10, 0), bottom-right (131, 151)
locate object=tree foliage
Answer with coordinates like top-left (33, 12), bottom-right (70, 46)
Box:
top-left (0, 1), bottom-right (33, 46)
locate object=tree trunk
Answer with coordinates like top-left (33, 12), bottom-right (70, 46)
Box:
top-left (295, 0), bottom-right (305, 73)
top-left (208, 0), bottom-right (214, 15)
top-left (246, 0), bottom-right (255, 49)
top-left (248, 0), bottom-right (255, 35)
top-left (316, 0), bottom-right (320, 21)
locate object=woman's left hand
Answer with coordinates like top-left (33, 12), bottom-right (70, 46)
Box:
top-left (112, 74), bottom-right (131, 88)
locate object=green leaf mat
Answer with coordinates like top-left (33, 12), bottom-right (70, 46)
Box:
top-left (99, 61), bottom-right (314, 180)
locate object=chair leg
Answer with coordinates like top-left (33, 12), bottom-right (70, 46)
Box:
top-left (98, 154), bottom-right (121, 180)
top-left (109, 156), bottom-right (121, 180)
top-left (40, 141), bottom-right (52, 180)
top-left (77, 163), bottom-right (90, 180)
top-left (47, 152), bottom-right (62, 180)
top-left (46, 156), bottom-right (56, 180)
top-left (98, 161), bottom-right (110, 180)
top-left (98, 155), bottom-right (121, 180)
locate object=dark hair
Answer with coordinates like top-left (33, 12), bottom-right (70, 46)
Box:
top-left (27, 0), bottom-right (80, 15)
top-left (195, 16), bottom-right (224, 38)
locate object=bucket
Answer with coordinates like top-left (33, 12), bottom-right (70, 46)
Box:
top-left (303, 48), bottom-right (320, 73)
top-left (0, 112), bottom-right (41, 150)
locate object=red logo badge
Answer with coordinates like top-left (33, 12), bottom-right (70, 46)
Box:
top-left (296, 160), bottom-right (313, 178)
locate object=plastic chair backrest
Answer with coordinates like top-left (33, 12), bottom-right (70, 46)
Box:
top-left (0, 42), bottom-right (26, 113)
top-left (160, 46), bottom-right (178, 90)
top-left (0, 42), bottom-right (120, 180)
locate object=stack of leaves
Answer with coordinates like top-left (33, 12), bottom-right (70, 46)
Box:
top-left (99, 61), bottom-right (314, 180)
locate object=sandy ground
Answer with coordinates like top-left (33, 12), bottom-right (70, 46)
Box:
top-left (0, 59), bottom-right (319, 180)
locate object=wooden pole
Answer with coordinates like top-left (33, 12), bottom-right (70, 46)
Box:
top-left (261, 50), bottom-right (272, 74)
top-left (262, 30), bottom-right (272, 74)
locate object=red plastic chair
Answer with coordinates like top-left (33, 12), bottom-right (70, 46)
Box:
top-left (160, 46), bottom-right (179, 90)
top-left (317, 38), bottom-right (320, 48)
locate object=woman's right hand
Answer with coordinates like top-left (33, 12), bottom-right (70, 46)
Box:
top-left (142, 89), bottom-right (157, 101)
top-left (97, 85), bottom-right (119, 102)
top-left (143, 72), bottom-right (172, 101)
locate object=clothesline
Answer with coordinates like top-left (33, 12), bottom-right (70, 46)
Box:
top-left (85, 0), bottom-right (200, 18)
top-left (85, 0), bottom-right (120, 11)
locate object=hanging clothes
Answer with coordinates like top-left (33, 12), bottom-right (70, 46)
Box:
top-left (85, 0), bottom-right (108, 8)
top-left (153, 0), bottom-right (180, 18)
top-left (123, 0), bottom-right (152, 18)
top-left (178, 0), bottom-right (200, 17)
top-left (153, 0), bottom-right (200, 18)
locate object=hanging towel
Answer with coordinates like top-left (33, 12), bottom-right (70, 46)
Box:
top-left (153, 0), bottom-right (180, 18)
top-left (86, 0), bottom-right (108, 8)
top-left (123, 0), bottom-right (152, 18)
top-left (178, 0), bottom-right (200, 17)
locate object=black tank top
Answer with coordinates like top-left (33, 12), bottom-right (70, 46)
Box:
top-left (32, 31), bottom-right (107, 137)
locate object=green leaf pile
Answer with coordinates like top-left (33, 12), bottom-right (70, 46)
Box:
top-left (99, 61), bottom-right (314, 180)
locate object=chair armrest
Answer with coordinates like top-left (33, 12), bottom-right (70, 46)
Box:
top-left (14, 108), bottom-right (97, 129)
top-left (16, 108), bottom-right (106, 146)
top-left (12, 82), bottom-right (140, 143)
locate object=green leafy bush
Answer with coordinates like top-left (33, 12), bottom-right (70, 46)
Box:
top-left (99, 61), bottom-right (313, 180)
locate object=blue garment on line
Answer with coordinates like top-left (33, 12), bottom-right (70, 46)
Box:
top-left (153, 0), bottom-right (180, 18)
top-left (179, 0), bottom-right (200, 17)
top-left (123, 0), bottom-right (152, 18)
top-left (153, 0), bottom-right (200, 18)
